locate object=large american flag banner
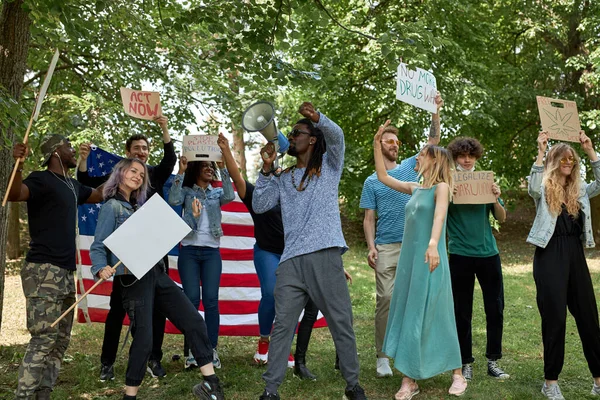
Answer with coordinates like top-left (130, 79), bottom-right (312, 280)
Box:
top-left (76, 146), bottom-right (326, 335)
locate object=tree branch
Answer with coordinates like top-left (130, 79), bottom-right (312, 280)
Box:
top-left (314, 0), bottom-right (378, 41)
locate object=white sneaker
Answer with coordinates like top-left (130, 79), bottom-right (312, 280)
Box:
top-left (376, 357), bottom-right (393, 377)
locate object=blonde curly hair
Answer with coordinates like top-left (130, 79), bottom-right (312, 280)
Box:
top-left (543, 143), bottom-right (581, 217)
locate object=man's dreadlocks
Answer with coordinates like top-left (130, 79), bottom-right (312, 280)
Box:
top-left (292, 118), bottom-right (327, 190)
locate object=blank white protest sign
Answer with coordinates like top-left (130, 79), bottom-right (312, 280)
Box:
top-left (103, 194), bottom-right (191, 279)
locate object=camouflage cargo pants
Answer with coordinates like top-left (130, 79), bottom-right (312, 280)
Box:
top-left (15, 262), bottom-right (75, 399)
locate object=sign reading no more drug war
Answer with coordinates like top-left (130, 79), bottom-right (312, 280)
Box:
top-left (396, 63), bottom-right (437, 113)
top-left (182, 135), bottom-right (223, 162)
top-left (120, 87), bottom-right (163, 121)
top-left (536, 96), bottom-right (581, 143)
top-left (453, 171), bottom-right (496, 205)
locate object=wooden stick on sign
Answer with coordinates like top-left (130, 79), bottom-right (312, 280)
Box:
top-left (50, 261), bottom-right (122, 328)
top-left (2, 49), bottom-right (60, 207)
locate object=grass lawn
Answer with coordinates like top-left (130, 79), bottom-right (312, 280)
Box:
top-left (3, 220), bottom-right (600, 399)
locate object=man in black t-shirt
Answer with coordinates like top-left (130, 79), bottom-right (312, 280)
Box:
top-left (76, 116), bottom-right (176, 380)
top-left (8, 135), bottom-right (103, 400)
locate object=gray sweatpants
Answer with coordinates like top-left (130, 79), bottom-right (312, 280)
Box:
top-left (263, 247), bottom-right (360, 393)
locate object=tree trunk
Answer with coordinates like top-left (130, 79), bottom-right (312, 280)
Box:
top-left (231, 122), bottom-right (247, 178)
top-left (7, 202), bottom-right (21, 259)
top-left (0, 0), bottom-right (31, 331)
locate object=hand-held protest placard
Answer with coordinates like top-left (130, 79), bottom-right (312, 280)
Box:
top-left (453, 171), bottom-right (496, 204)
top-left (120, 87), bottom-right (162, 120)
top-left (3, 49), bottom-right (60, 207)
top-left (50, 194), bottom-right (191, 328)
top-left (396, 62), bottom-right (437, 113)
top-left (536, 96), bottom-right (581, 143)
top-left (103, 194), bottom-right (191, 278)
top-left (183, 135), bottom-right (223, 162)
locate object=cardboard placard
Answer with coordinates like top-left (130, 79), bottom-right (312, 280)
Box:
top-left (103, 194), bottom-right (191, 279)
top-left (120, 87), bottom-right (163, 120)
top-left (536, 96), bottom-right (581, 142)
top-left (182, 135), bottom-right (223, 162)
top-left (453, 171), bottom-right (496, 204)
top-left (396, 63), bottom-right (438, 113)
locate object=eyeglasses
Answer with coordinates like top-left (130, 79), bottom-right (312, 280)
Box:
top-left (288, 129), bottom-right (311, 139)
top-left (560, 156), bottom-right (577, 165)
top-left (200, 163), bottom-right (215, 170)
top-left (381, 139), bottom-right (401, 146)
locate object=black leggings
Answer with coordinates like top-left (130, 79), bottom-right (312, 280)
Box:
top-left (119, 265), bottom-right (213, 386)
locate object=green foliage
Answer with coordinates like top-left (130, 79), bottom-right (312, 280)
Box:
top-left (9, 0), bottom-right (600, 216)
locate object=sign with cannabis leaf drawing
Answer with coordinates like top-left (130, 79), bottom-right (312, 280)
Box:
top-left (536, 96), bottom-right (581, 142)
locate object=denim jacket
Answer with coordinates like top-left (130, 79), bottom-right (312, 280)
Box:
top-left (527, 159), bottom-right (600, 248)
top-left (90, 197), bottom-right (134, 277)
top-left (168, 168), bottom-right (235, 239)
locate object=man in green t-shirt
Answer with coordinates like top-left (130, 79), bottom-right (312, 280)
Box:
top-left (447, 137), bottom-right (510, 382)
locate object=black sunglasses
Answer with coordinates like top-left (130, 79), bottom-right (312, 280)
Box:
top-left (288, 129), bottom-right (311, 138)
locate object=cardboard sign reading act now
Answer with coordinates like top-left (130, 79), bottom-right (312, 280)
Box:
top-left (120, 87), bottom-right (163, 121)
top-left (453, 171), bottom-right (496, 204)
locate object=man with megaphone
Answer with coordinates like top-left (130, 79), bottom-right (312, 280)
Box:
top-left (252, 103), bottom-right (367, 400)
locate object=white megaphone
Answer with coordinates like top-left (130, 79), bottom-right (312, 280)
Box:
top-left (242, 101), bottom-right (281, 173)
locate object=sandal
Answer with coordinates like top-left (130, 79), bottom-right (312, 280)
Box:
top-left (394, 379), bottom-right (420, 400)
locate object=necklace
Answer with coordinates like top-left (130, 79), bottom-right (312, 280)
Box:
top-left (50, 170), bottom-right (78, 206)
top-left (290, 165), bottom-right (312, 192)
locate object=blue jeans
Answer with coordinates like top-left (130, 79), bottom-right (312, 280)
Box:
top-left (178, 245), bottom-right (222, 349)
top-left (254, 243), bottom-right (281, 337)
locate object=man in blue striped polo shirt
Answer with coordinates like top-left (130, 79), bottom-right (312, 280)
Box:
top-left (360, 93), bottom-right (443, 377)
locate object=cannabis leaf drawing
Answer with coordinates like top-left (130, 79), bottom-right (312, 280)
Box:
top-left (543, 109), bottom-right (578, 135)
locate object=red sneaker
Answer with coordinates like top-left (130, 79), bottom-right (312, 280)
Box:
top-left (287, 353), bottom-right (295, 368)
top-left (254, 338), bottom-right (269, 364)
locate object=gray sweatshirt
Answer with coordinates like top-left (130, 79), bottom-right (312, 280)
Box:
top-left (252, 112), bottom-right (348, 263)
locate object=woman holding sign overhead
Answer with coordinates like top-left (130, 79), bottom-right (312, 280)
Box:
top-left (446, 137), bottom-right (509, 383)
top-left (168, 146), bottom-right (235, 370)
top-left (90, 158), bottom-right (225, 400)
top-left (528, 131), bottom-right (600, 400)
top-left (374, 121), bottom-right (467, 399)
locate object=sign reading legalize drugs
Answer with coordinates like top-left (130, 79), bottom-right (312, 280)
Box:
top-left (396, 63), bottom-right (437, 113)
top-left (182, 135), bottom-right (223, 162)
top-left (120, 87), bottom-right (163, 120)
top-left (536, 96), bottom-right (581, 143)
top-left (453, 171), bottom-right (496, 205)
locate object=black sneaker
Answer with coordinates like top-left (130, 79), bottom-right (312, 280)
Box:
top-left (294, 362), bottom-right (317, 381)
top-left (487, 360), bottom-right (509, 379)
top-left (193, 381), bottom-right (225, 400)
top-left (259, 390), bottom-right (280, 400)
top-left (462, 363), bottom-right (473, 380)
top-left (34, 388), bottom-right (51, 400)
top-left (147, 360), bottom-right (167, 378)
top-left (343, 384), bottom-right (367, 400)
top-left (99, 363), bottom-right (115, 382)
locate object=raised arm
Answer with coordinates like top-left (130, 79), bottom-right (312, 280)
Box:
top-left (168, 156), bottom-right (187, 206)
top-left (374, 121), bottom-right (418, 194)
top-left (580, 130), bottom-right (600, 198)
top-left (491, 183), bottom-right (506, 223)
top-left (217, 133), bottom-right (247, 199)
top-left (427, 92), bottom-right (443, 146)
top-left (252, 142), bottom-right (280, 214)
top-left (152, 116), bottom-right (177, 188)
top-left (298, 102), bottom-right (344, 170)
top-left (528, 132), bottom-right (548, 200)
top-left (7, 143), bottom-right (30, 202)
top-left (426, 182), bottom-right (450, 273)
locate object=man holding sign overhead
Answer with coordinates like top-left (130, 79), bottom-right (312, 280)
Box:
top-left (8, 136), bottom-right (104, 400)
top-left (446, 137), bottom-right (509, 382)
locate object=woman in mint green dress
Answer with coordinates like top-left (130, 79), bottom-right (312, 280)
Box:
top-left (373, 120), bottom-right (467, 400)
